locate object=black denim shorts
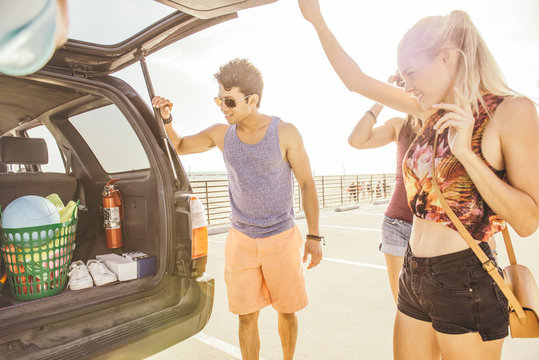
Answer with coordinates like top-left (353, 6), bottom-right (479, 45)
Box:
top-left (397, 242), bottom-right (509, 341)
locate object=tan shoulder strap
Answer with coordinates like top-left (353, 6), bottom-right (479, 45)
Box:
top-left (502, 227), bottom-right (517, 265)
top-left (431, 133), bottom-right (526, 320)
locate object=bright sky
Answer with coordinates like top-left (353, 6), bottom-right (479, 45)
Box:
top-left (68, 0), bottom-right (539, 176)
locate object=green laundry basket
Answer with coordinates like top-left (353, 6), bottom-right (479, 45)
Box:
top-left (0, 205), bottom-right (78, 301)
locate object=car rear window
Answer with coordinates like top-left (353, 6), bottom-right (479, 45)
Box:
top-left (69, 104), bottom-right (150, 173)
top-left (67, 0), bottom-right (174, 45)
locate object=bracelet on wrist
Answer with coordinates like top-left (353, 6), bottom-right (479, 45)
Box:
top-left (306, 234), bottom-right (325, 245)
top-left (365, 110), bottom-right (377, 124)
top-left (163, 114), bottom-right (173, 125)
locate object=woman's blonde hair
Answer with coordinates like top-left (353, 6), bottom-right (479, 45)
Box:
top-left (397, 10), bottom-right (516, 114)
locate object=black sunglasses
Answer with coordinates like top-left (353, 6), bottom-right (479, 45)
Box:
top-left (214, 95), bottom-right (250, 108)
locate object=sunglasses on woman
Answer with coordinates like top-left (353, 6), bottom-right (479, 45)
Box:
top-left (214, 95), bottom-right (250, 108)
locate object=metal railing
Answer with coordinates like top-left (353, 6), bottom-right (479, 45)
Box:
top-left (190, 174), bottom-right (396, 225)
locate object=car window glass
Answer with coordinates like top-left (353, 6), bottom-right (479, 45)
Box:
top-left (69, 105), bottom-right (150, 173)
top-left (67, 0), bottom-right (173, 45)
top-left (26, 125), bottom-right (67, 173)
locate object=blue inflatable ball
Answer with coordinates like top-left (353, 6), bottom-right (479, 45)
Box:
top-left (2, 195), bottom-right (60, 233)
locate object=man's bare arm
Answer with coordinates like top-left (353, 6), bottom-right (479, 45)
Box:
top-left (153, 95), bottom-right (227, 154)
top-left (281, 122), bottom-right (322, 269)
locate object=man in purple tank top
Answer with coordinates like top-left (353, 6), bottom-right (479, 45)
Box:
top-left (153, 58), bottom-right (322, 360)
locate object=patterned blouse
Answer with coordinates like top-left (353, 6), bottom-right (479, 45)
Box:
top-left (402, 94), bottom-right (507, 241)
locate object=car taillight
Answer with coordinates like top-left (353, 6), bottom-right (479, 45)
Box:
top-left (190, 196), bottom-right (208, 259)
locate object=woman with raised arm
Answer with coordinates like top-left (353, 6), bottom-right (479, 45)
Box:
top-left (349, 74), bottom-right (421, 305)
top-left (299, 0), bottom-right (539, 359)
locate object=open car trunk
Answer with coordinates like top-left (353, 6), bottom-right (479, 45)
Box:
top-left (0, 68), bottom-right (212, 359)
top-left (0, 1), bottom-right (280, 357)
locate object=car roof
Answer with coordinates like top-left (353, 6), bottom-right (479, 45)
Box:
top-left (0, 75), bottom-right (82, 135)
top-left (155, 0), bottom-right (278, 20)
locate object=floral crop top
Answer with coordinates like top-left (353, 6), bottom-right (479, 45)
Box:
top-left (402, 94), bottom-right (507, 241)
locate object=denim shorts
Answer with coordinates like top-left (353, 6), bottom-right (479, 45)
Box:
top-left (397, 242), bottom-right (509, 341)
top-left (379, 216), bottom-right (412, 257)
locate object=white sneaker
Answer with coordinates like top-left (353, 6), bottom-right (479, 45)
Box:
top-left (86, 260), bottom-right (117, 286)
top-left (68, 260), bottom-right (94, 290)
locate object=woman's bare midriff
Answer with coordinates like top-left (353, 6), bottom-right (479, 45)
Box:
top-left (408, 216), bottom-right (480, 257)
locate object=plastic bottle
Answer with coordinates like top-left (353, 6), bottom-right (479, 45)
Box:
top-left (189, 196), bottom-right (208, 259)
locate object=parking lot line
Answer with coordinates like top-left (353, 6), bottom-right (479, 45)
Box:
top-left (354, 212), bottom-right (385, 216)
top-left (324, 257), bottom-right (387, 270)
top-left (208, 240), bottom-right (387, 270)
top-left (208, 223), bottom-right (381, 244)
top-left (319, 224), bottom-right (381, 232)
top-left (193, 332), bottom-right (267, 360)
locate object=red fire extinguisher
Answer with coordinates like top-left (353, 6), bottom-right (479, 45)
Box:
top-left (102, 179), bottom-right (123, 249)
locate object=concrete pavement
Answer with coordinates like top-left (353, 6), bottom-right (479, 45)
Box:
top-left (148, 204), bottom-right (539, 360)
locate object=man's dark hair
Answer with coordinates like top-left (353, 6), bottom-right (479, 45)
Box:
top-left (214, 58), bottom-right (263, 108)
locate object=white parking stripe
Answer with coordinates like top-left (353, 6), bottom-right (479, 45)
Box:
top-left (320, 224), bottom-right (382, 232)
top-left (209, 224), bottom-right (381, 244)
top-left (209, 240), bottom-right (387, 270)
top-left (208, 226), bottom-right (386, 271)
top-left (193, 332), bottom-right (267, 360)
top-left (324, 257), bottom-right (387, 270)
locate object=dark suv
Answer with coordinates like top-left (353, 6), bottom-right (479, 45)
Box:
top-left (0, 1), bottom-right (275, 359)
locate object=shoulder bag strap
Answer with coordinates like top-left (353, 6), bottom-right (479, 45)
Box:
top-left (502, 227), bottom-right (517, 266)
top-left (431, 133), bottom-right (526, 320)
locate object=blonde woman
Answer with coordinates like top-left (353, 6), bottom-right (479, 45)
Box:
top-left (299, 1), bottom-right (539, 359)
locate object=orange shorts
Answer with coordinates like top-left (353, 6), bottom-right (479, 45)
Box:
top-left (224, 225), bottom-right (308, 315)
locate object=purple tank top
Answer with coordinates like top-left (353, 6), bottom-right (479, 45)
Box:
top-left (223, 116), bottom-right (295, 238)
top-left (385, 122), bottom-right (414, 223)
